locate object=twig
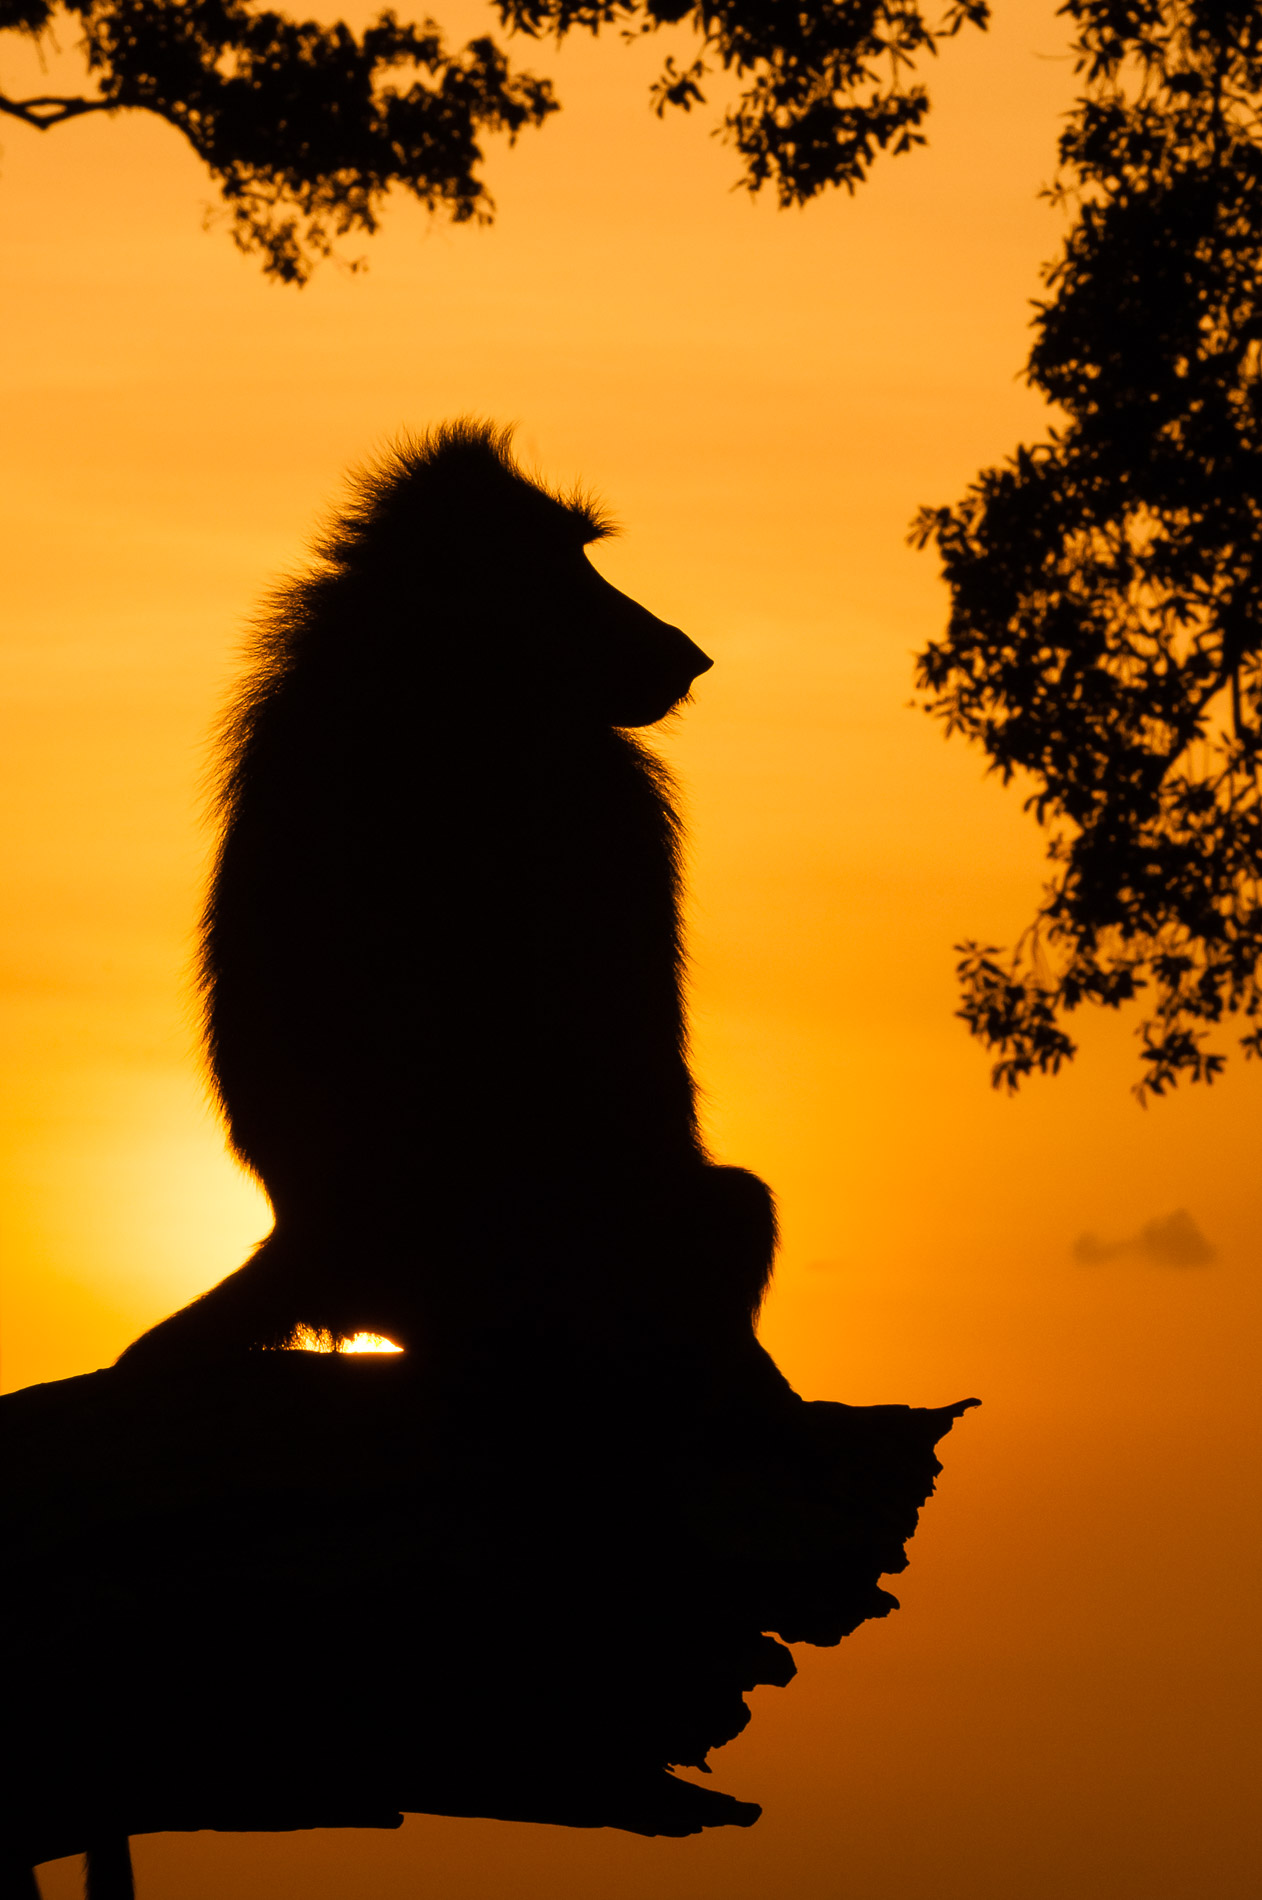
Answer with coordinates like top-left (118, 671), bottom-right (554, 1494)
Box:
top-left (0, 94), bottom-right (115, 129)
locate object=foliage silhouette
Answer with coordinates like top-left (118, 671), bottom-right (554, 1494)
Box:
top-left (119, 422), bottom-right (780, 1392)
top-left (912, 0), bottom-right (1262, 1098)
top-left (0, 0), bottom-right (988, 280)
top-left (0, 0), bottom-right (559, 281)
top-left (497, 0), bottom-right (989, 204)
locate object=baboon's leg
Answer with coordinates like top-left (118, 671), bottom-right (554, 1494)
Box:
top-left (84, 1839), bottom-right (134, 1900)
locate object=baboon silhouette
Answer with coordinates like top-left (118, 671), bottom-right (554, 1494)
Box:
top-left (121, 421), bottom-right (779, 1383)
top-left (17, 422), bottom-right (980, 1900)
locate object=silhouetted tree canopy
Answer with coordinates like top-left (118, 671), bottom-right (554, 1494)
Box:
top-left (913, 0), bottom-right (1262, 1099)
top-left (0, 0), bottom-right (560, 280)
top-left (0, 0), bottom-right (987, 280)
top-left (498, 0), bottom-right (989, 204)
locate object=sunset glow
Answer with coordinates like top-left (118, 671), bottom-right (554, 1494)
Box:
top-left (3, 2), bottom-right (1258, 1897)
top-left (289, 1328), bottom-right (404, 1354)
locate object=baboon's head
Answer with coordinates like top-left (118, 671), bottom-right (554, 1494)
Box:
top-left (329, 421), bottom-right (713, 727)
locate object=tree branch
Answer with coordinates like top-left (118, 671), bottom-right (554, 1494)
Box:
top-left (0, 91), bottom-right (114, 126)
top-left (3, 1350), bottom-right (974, 1871)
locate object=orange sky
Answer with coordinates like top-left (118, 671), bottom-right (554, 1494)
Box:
top-left (3, 4), bottom-right (1259, 1897)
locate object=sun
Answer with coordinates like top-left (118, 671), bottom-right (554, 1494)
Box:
top-left (288, 1325), bottom-right (402, 1354)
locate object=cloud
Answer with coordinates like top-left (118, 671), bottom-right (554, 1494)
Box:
top-left (1072, 1209), bottom-right (1217, 1269)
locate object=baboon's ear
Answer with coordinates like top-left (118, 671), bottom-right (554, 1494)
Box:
top-left (584, 562), bottom-right (713, 726)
